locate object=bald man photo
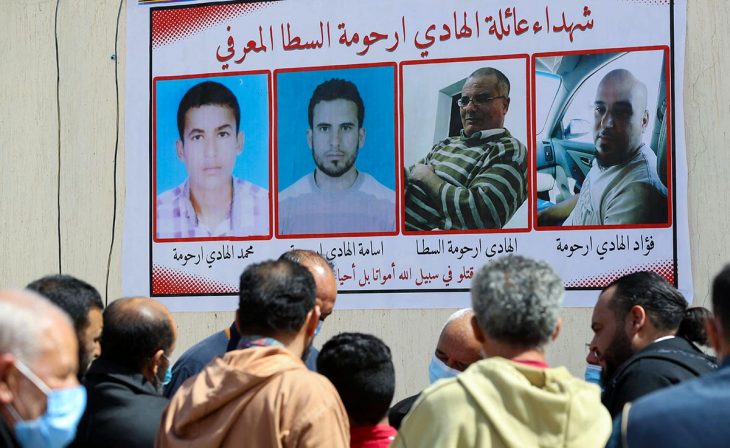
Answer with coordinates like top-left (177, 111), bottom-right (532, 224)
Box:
top-left (538, 69), bottom-right (668, 226)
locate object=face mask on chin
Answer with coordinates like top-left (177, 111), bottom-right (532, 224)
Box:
top-left (6, 359), bottom-right (87, 448)
top-left (428, 354), bottom-right (461, 384)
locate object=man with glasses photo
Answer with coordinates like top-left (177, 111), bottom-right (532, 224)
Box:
top-left (405, 67), bottom-right (527, 231)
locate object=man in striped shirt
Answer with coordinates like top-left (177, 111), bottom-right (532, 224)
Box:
top-left (405, 67), bottom-right (527, 230)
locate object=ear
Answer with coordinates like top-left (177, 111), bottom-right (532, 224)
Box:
top-left (144, 349), bottom-right (165, 382)
top-left (236, 131), bottom-right (245, 156)
top-left (706, 317), bottom-right (723, 354)
top-left (304, 305), bottom-right (321, 338)
top-left (306, 128), bottom-right (313, 150)
top-left (627, 305), bottom-right (647, 334)
top-left (471, 315), bottom-right (486, 344)
top-left (641, 109), bottom-right (649, 130)
top-left (502, 96), bottom-right (511, 113)
top-left (551, 318), bottom-right (562, 342)
top-left (0, 354), bottom-right (17, 405)
top-left (176, 139), bottom-right (185, 162)
top-left (358, 127), bottom-right (366, 149)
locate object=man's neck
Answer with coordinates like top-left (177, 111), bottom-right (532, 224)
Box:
top-left (485, 344), bottom-right (547, 365)
top-left (314, 168), bottom-right (358, 192)
top-left (189, 180), bottom-right (233, 229)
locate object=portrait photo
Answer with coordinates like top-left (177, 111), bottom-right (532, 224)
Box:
top-left (153, 73), bottom-right (271, 240)
top-left (275, 64), bottom-right (397, 237)
top-left (534, 48), bottom-right (671, 229)
top-left (401, 57), bottom-right (529, 233)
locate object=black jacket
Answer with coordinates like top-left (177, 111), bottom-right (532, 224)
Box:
top-left (388, 393), bottom-right (421, 430)
top-left (602, 336), bottom-right (717, 417)
top-left (0, 417), bottom-right (19, 448)
top-left (71, 358), bottom-right (169, 448)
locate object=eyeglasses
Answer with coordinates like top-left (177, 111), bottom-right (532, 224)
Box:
top-left (457, 93), bottom-right (506, 108)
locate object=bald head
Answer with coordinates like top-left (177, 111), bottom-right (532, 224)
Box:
top-left (100, 297), bottom-right (176, 371)
top-left (435, 309), bottom-right (483, 371)
top-left (593, 69), bottom-right (649, 167)
top-left (280, 249), bottom-right (338, 319)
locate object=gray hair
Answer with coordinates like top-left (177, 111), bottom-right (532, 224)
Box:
top-left (471, 255), bottom-right (564, 348)
top-left (0, 289), bottom-right (72, 363)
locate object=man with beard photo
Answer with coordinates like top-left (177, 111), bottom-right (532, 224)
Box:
top-left (278, 78), bottom-right (396, 235)
top-left (538, 69), bottom-right (668, 226)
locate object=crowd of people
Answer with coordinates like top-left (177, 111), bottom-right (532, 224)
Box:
top-left (0, 251), bottom-right (728, 447)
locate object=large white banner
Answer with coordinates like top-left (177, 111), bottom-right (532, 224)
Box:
top-left (123, 0), bottom-right (690, 311)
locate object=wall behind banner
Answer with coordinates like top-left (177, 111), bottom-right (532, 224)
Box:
top-left (1, 0), bottom-right (727, 402)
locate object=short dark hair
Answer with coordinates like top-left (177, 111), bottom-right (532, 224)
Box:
top-left (712, 264), bottom-right (730, 341)
top-left (177, 80), bottom-right (240, 140)
top-left (308, 79), bottom-right (364, 129)
top-left (606, 271), bottom-right (687, 331)
top-left (100, 299), bottom-right (175, 371)
top-left (237, 259), bottom-right (316, 336)
top-left (317, 333), bottom-right (395, 425)
top-left (27, 274), bottom-right (103, 335)
top-left (468, 67), bottom-right (511, 96)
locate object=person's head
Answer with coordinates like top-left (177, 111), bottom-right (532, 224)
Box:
top-left (279, 249), bottom-right (337, 321)
top-left (707, 265), bottom-right (730, 362)
top-left (589, 271), bottom-right (686, 381)
top-left (26, 275), bottom-right (104, 377)
top-left (236, 259), bottom-right (319, 357)
top-left (458, 67), bottom-right (511, 136)
top-left (676, 307), bottom-right (713, 347)
top-left (99, 297), bottom-right (176, 389)
top-left (317, 333), bottom-right (394, 426)
top-left (429, 308), bottom-right (483, 383)
top-left (471, 256), bottom-right (563, 357)
top-left (307, 79), bottom-right (366, 179)
top-left (175, 81), bottom-right (244, 195)
top-left (593, 69), bottom-right (649, 168)
top-left (0, 289), bottom-right (84, 447)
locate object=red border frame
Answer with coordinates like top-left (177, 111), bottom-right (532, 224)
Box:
top-left (272, 62), bottom-right (400, 240)
top-left (532, 45), bottom-right (673, 232)
top-left (399, 54), bottom-right (533, 236)
top-left (151, 70), bottom-right (274, 243)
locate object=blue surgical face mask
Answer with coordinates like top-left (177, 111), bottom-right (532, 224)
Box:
top-left (162, 367), bottom-right (173, 385)
top-left (8, 360), bottom-right (87, 448)
top-left (428, 354), bottom-right (460, 384)
top-left (314, 320), bottom-right (324, 338)
top-left (584, 364), bottom-right (603, 389)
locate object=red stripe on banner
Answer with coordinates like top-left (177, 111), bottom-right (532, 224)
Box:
top-left (565, 260), bottom-right (675, 289)
top-left (151, 2), bottom-right (275, 49)
top-left (152, 265), bottom-right (238, 295)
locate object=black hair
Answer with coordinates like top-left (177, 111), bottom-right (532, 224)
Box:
top-left (99, 299), bottom-right (175, 371)
top-left (317, 332), bottom-right (395, 426)
top-left (308, 78), bottom-right (364, 129)
top-left (27, 274), bottom-right (103, 335)
top-left (605, 271), bottom-right (687, 331)
top-left (237, 259), bottom-right (316, 336)
top-left (712, 264), bottom-right (730, 341)
top-left (468, 67), bottom-right (511, 96)
top-left (177, 80), bottom-right (240, 140)
top-left (677, 307), bottom-right (713, 346)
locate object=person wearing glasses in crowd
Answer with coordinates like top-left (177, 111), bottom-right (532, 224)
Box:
top-left (405, 67), bottom-right (527, 230)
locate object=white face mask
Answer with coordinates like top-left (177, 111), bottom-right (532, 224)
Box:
top-left (428, 354), bottom-right (461, 384)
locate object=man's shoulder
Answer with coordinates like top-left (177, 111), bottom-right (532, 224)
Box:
top-left (175, 330), bottom-right (228, 367)
top-left (357, 172), bottom-right (395, 202)
top-left (233, 177), bottom-right (268, 196)
top-left (279, 173), bottom-right (315, 201)
top-left (156, 181), bottom-right (187, 208)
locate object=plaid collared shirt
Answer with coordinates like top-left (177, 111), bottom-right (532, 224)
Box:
top-left (155, 177), bottom-right (269, 239)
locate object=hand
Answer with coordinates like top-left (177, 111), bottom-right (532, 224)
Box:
top-left (410, 163), bottom-right (434, 182)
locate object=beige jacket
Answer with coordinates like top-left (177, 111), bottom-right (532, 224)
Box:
top-left (156, 346), bottom-right (349, 448)
top-left (393, 357), bottom-right (611, 448)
